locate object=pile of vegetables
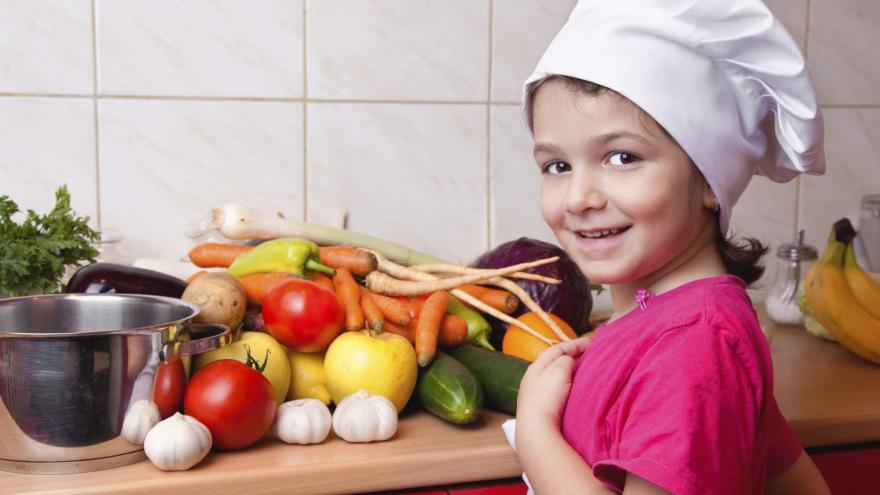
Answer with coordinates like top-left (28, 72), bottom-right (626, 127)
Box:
top-left (62, 202), bottom-right (596, 472)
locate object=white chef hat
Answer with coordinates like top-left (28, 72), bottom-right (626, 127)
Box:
top-left (525, 0), bottom-right (825, 233)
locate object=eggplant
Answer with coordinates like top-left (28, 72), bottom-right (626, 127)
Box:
top-left (65, 262), bottom-right (187, 298)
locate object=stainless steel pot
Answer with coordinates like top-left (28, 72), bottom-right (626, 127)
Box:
top-left (0, 293), bottom-right (231, 474)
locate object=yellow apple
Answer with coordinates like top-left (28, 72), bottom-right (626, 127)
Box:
top-left (323, 330), bottom-right (417, 412)
top-left (194, 331), bottom-right (291, 404)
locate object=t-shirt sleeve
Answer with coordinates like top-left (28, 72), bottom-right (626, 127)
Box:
top-left (592, 323), bottom-right (763, 495)
top-left (766, 396), bottom-right (803, 478)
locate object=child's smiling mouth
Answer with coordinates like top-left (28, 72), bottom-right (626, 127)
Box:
top-left (574, 225), bottom-right (632, 239)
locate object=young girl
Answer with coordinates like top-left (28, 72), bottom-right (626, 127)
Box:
top-left (510, 1), bottom-right (831, 493)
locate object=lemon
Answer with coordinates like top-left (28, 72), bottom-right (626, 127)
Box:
top-left (287, 350), bottom-right (332, 405)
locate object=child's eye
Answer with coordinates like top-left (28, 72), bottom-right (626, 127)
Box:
top-left (542, 161), bottom-right (571, 175)
top-left (608, 152), bottom-right (641, 167)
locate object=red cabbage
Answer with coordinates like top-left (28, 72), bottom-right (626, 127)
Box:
top-left (470, 238), bottom-right (593, 348)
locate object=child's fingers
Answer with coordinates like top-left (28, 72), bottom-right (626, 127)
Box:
top-left (548, 354), bottom-right (576, 376)
top-left (531, 335), bottom-right (593, 371)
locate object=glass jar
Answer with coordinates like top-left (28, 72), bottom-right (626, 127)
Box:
top-left (766, 230), bottom-right (817, 326)
top-left (91, 228), bottom-right (132, 265)
top-left (859, 194), bottom-right (880, 272)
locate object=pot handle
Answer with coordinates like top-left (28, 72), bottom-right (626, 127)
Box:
top-left (161, 323), bottom-right (232, 361)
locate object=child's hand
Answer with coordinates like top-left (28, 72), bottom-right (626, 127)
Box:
top-left (516, 335), bottom-right (593, 431)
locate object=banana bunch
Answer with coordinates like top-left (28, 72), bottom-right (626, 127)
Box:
top-left (804, 218), bottom-right (880, 365)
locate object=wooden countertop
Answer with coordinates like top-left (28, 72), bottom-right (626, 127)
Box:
top-left (3, 309), bottom-right (880, 494)
top-left (768, 318), bottom-right (880, 447)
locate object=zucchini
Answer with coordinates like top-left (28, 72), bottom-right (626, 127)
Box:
top-left (417, 351), bottom-right (483, 424)
top-left (449, 344), bottom-right (529, 415)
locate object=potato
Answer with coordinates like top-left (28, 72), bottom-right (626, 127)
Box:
top-left (182, 272), bottom-right (247, 330)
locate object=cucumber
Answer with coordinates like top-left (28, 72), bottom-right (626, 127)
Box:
top-left (449, 344), bottom-right (529, 415)
top-left (417, 351), bottom-right (483, 424)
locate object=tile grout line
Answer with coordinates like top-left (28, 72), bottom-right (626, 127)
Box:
top-left (91, 0), bottom-right (102, 230)
top-left (796, 0), bottom-right (812, 238)
top-left (486, 0), bottom-right (494, 251)
top-left (804, 0), bottom-right (812, 61)
top-left (1, 92), bottom-right (873, 108)
top-left (0, 91), bottom-right (516, 105)
top-left (302, 0), bottom-right (309, 222)
top-left (795, 176), bottom-right (802, 240)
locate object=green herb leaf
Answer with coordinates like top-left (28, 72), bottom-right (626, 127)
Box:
top-left (0, 185), bottom-right (99, 296)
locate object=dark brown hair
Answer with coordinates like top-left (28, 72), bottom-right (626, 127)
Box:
top-left (525, 75), bottom-right (768, 285)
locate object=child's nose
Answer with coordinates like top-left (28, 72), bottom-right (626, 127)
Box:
top-left (564, 174), bottom-right (606, 214)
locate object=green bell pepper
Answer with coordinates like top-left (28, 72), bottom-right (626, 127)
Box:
top-left (227, 237), bottom-right (335, 278)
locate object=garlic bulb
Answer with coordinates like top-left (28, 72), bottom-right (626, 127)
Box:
top-left (144, 412), bottom-right (212, 471)
top-left (272, 399), bottom-right (332, 445)
top-left (121, 399), bottom-right (161, 445)
top-left (331, 390), bottom-right (398, 443)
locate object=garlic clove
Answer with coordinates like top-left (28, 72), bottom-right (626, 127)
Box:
top-left (121, 399), bottom-right (161, 445)
top-left (144, 412), bottom-right (212, 471)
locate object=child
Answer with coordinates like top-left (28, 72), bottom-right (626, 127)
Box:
top-left (507, 0), bottom-right (832, 493)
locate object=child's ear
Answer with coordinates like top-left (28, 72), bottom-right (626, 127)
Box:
top-left (702, 184), bottom-right (719, 211)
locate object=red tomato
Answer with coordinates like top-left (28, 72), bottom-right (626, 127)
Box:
top-left (153, 356), bottom-right (186, 419)
top-left (184, 359), bottom-right (276, 450)
top-left (261, 278), bottom-right (343, 352)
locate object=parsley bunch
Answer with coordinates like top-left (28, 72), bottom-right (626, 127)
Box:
top-left (0, 185), bottom-right (99, 296)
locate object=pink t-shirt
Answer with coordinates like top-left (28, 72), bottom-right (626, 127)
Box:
top-left (562, 275), bottom-right (802, 494)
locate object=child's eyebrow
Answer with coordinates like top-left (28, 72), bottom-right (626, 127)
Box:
top-left (594, 131), bottom-right (652, 146)
top-left (533, 142), bottom-right (563, 157)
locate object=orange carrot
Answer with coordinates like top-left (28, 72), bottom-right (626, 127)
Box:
top-left (188, 243), bottom-right (253, 268)
top-left (457, 284), bottom-right (519, 314)
top-left (383, 321), bottom-right (415, 344)
top-left (186, 270), bottom-right (209, 285)
top-left (319, 246), bottom-right (377, 277)
top-left (367, 291), bottom-right (412, 326)
top-left (239, 272), bottom-right (292, 306)
top-left (312, 272), bottom-right (336, 293)
top-left (360, 288), bottom-right (384, 333)
top-left (415, 291), bottom-right (448, 367)
top-left (333, 268), bottom-right (364, 331)
top-left (437, 314), bottom-right (468, 348)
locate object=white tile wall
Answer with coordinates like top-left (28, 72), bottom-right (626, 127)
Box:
top-left (307, 102), bottom-right (487, 263)
top-left (801, 108), bottom-right (880, 250)
top-left (489, 105), bottom-right (555, 246)
top-left (731, 176), bottom-right (799, 299)
top-left (98, 99), bottom-right (304, 260)
top-left (1, 0), bottom-right (878, 307)
top-left (96, 0), bottom-right (303, 97)
top-left (808, 0), bottom-right (880, 105)
top-left (307, 0), bottom-right (489, 101)
top-left (491, 0), bottom-right (576, 103)
top-left (0, 98), bottom-right (97, 223)
top-left (0, 0), bottom-right (93, 94)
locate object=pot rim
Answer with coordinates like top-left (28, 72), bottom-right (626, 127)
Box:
top-left (0, 293), bottom-right (201, 338)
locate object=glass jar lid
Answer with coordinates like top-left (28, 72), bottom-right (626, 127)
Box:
top-left (862, 194), bottom-right (880, 214)
top-left (776, 230), bottom-right (817, 261)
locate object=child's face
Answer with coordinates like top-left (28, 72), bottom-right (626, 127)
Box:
top-left (532, 79), bottom-right (714, 285)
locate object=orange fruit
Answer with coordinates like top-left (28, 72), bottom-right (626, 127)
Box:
top-left (502, 312), bottom-right (576, 362)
